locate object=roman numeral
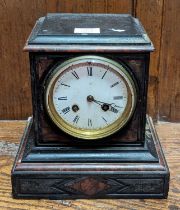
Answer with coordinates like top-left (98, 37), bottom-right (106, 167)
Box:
top-left (58, 96), bottom-right (67, 100)
top-left (87, 67), bottom-right (92, 76)
top-left (102, 117), bottom-right (108, 124)
top-left (72, 71), bottom-right (79, 79)
top-left (110, 106), bottom-right (118, 113)
top-left (111, 81), bottom-right (119, 88)
top-left (88, 119), bottom-right (92, 127)
top-left (73, 115), bottom-right (80, 124)
top-left (62, 106), bottom-right (70, 114)
top-left (101, 70), bottom-right (107, 79)
top-left (61, 83), bottom-right (70, 87)
top-left (113, 96), bottom-right (123, 100)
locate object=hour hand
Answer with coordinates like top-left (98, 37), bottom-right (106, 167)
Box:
top-left (87, 95), bottom-right (119, 113)
top-left (87, 95), bottom-right (106, 106)
top-left (87, 95), bottom-right (109, 106)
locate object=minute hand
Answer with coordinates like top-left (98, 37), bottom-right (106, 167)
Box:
top-left (93, 99), bottom-right (121, 108)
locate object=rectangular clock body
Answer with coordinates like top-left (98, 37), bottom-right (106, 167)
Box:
top-left (30, 52), bottom-right (150, 146)
top-left (26, 13), bottom-right (153, 146)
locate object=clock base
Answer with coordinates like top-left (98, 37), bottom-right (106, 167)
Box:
top-left (11, 115), bottom-right (169, 199)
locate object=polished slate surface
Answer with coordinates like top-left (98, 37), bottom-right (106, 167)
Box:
top-left (39, 14), bottom-right (141, 36)
top-left (28, 13), bottom-right (152, 45)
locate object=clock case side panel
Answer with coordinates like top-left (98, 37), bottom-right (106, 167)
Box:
top-left (125, 53), bottom-right (150, 147)
top-left (29, 53), bottom-right (40, 143)
top-left (110, 53), bottom-right (150, 147)
top-left (29, 52), bottom-right (150, 146)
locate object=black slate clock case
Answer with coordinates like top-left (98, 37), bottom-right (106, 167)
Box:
top-left (11, 13), bottom-right (169, 199)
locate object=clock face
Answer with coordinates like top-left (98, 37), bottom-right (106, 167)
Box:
top-left (45, 56), bottom-right (137, 140)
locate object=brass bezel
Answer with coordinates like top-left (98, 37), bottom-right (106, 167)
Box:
top-left (45, 56), bottom-right (137, 140)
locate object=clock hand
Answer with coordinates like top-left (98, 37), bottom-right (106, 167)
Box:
top-left (87, 95), bottom-right (120, 112)
top-left (94, 99), bottom-right (121, 108)
top-left (87, 95), bottom-right (102, 106)
top-left (87, 95), bottom-right (107, 105)
top-left (87, 97), bottom-right (110, 111)
top-left (92, 99), bottom-right (103, 106)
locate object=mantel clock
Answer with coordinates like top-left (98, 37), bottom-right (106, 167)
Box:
top-left (12, 13), bottom-right (169, 199)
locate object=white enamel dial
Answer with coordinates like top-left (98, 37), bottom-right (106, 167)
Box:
top-left (45, 56), bottom-right (137, 140)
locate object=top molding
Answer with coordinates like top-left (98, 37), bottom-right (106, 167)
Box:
top-left (24, 13), bottom-right (154, 52)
